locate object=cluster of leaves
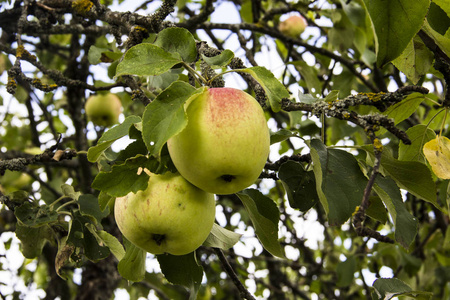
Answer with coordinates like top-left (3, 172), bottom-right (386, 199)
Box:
top-left (1, 0), bottom-right (450, 299)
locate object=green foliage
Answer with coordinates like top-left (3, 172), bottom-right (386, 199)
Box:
top-left (141, 81), bottom-right (204, 157)
top-left (157, 253), bottom-right (203, 300)
top-left (310, 139), bottom-right (368, 225)
top-left (118, 238), bottom-right (147, 282)
top-left (1, 0), bottom-right (450, 299)
top-left (278, 161), bottom-right (319, 211)
top-left (237, 189), bottom-right (284, 258)
top-left (362, 0), bottom-right (431, 66)
top-left (203, 224), bottom-right (242, 250)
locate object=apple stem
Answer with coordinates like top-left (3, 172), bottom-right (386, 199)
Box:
top-left (182, 62), bottom-right (208, 85)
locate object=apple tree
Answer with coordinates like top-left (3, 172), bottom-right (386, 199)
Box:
top-left (0, 0), bottom-right (449, 299)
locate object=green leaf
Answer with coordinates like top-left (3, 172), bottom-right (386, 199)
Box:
top-left (340, 0), bottom-right (367, 27)
top-left (118, 238), bottom-right (146, 282)
top-left (362, 0), bottom-right (430, 66)
top-left (237, 189), bottom-right (284, 258)
top-left (399, 125), bottom-right (436, 163)
top-left (15, 202), bottom-right (59, 227)
top-left (88, 46), bottom-right (122, 65)
top-left (422, 19), bottom-right (450, 62)
top-left (235, 66), bottom-right (290, 112)
top-left (115, 125), bottom-right (148, 162)
top-left (98, 191), bottom-right (115, 211)
top-left (399, 251), bottom-right (422, 277)
top-left (157, 252), bottom-right (203, 300)
top-left (309, 139), bottom-right (368, 225)
top-left (201, 50), bottom-right (234, 67)
top-left (298, 93), bottom-right (319, 104)
top-left (392, 37), bottom-right (434, 84)
top-left (323, 90), bottom-right (340, 103)
top-left (270, 129), bottom-right (299, 145)
top-left (67, 212), bottom-right (110, 261)
top-left (154, 28), bottom-right (197, 63)
top-left (77, 194), bottom-right (109, 224)
top-left (61, 184), bottom-right (81, 200)
top-left (203, 223), bottom-right (242, 250)
top-left (377, 149), bottom-right (439, 208)
top-left (433, 0), bottom-right (450, 17)
top-left (85, 223), bottom-right (125, 261)
top-left (239, 0), bottom-right (253, 23)
top-left (278, 161), bottom-right (319, 212)
top-left (146, 70), bottom-right (182, 91)
top-left (336, 256), bottom-right (356, 287)
top-left (142, 81), bottom-right (205, 157)
top-left (373, 176), bottom-right (418, 248)
top-left (88, 46), bottom-right (109, 65)
top-left (87, 115), bottom-right (142, 162)
top-left (427, 2), bottom-right (450, 35)
top-left (92, 155), bottom-right (159, 197)
top-left (115, 43), bottom-right (182, 77)
top-left (372, 278), bottom-right (433, 300)
top-left (291, 61), bottom-right (322, 98)
top-left (382, 92), bottom-right (425, 126)
top-left (365, 195), bottom-right (388, 224)
top-left (15, 223), bottom-right (54, 258)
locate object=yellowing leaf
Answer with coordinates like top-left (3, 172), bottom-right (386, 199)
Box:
top-left (423, 136), bottom-right (450, 179)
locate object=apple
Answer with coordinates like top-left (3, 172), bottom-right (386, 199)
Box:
top-left (0, 171), bottom-right (32, 193)
top-left (114, 171), bottom-right (215, 255)
top-left (279, 15), bottom-right (308, 38)
top-left (24, 147), bottom-right (42, 155)
top-left (85, 93), bottom-right (122, 127)
top-left (167, 87), bottom-right (270, 195)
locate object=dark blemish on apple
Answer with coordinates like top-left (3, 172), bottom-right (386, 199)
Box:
top-left (152, 234), bottom-right (166, 246)
top-left (221, 175), bottom-right (235, 182)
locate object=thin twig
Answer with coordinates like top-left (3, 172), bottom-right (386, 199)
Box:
top-left (214, 248), bottom-right (256, 300)
top-left (353, 149), bottom-right (394, 243)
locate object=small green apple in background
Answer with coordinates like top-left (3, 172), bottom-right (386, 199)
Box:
top-left (167, 87), bottom-right (270, 195)
top-left (114, 171), bottom-right (215, 255)
top-left (85, 93), bottom-right (122, 127)
top-left (279, 15), bottom-right (308, 38)
top-left (0, 170), bottom-right (32, 193)
top-left (24, 147), bottom-right (42, 155)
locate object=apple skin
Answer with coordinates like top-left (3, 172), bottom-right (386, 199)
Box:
top-left (167, 87), bottom-right (270, 195)
top-left (279, 15), bottom-right (308, 38)
top-left (114, 172), bottom-right (215, 255)
top-left (85, 93), bottom-right (122, 127)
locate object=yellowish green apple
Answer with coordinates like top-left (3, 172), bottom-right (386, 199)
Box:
top-left (279, 15), bottom-right (308, 38)
top-left (24, 147), bottom-right (42, 155)
top-left (85, 93), bottom-right (122, 127)
top-left (167, 87), bottom-right (270, 195)
top-left (114, 171), bottom-right (215, 255)
top-left (0, 171), bottom-right (32, 193)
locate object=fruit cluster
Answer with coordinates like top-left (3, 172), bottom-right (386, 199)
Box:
top-left (114, 87), bottom-right (270, 255)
